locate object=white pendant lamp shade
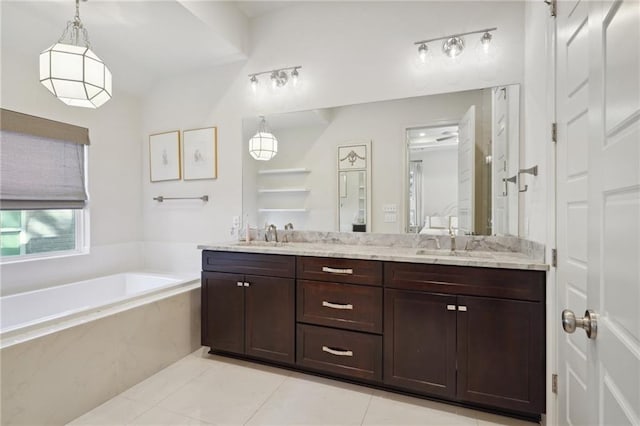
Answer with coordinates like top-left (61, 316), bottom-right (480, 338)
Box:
top-left (249, 131), bottom-right (278, 161)
top-left (40, 43), bottom-right (112, 109)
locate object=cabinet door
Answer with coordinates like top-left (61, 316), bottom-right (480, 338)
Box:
top-left (202, 272), bottom-right (245, 355)
top-left (384, 289), bottom-right (457, 398)
top-left (244, 274), bottom-right (295, 364)
top-left (456, 296), bottom-right (544, 414)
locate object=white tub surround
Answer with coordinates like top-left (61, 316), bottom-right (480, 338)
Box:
top-left (0, 273), bottom-right (201, 426)
top-left (198, 231), bottom-right (547, 271)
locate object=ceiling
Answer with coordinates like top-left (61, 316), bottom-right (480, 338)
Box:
top-left (407, 125), bottom-right (459, 150)
top-left (0, 1), bottom-right (292, 96)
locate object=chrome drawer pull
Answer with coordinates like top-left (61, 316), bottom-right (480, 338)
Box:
top-left (458, 306), bottom-right (467, 312)
top-left (446, 305), bottom-right (456, 311)
top-left (237, 282), bottom-right (244, 287)
top-left (322, 301), bottom-right (353, 310)
top-left (322, 346), bottom-right (353, 357)
top-left (322, 266), bottom-right (354, 275)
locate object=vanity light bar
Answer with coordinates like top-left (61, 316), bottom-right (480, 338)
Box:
top-left (414, 27), bottom-right (497, 59)
top-left (248, 66), bottom-right (302, 90)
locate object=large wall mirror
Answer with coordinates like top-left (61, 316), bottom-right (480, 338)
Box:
top-left (242, 84), bottom-right (520, 236)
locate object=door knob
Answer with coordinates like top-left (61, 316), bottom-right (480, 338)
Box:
top-left (562, 309), bottom-right (598, 339)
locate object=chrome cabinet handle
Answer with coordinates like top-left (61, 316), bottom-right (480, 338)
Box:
top-left (322, 346), bottom-right (353, 357)
top-left (243, 282), bottom-right (250, 287)
top-left (458, 306), bottom-right (467, 312)
top-left (322, 301), bottom-right (353, 310)
top-left (237, 281), bottom-right (244, 287)
top-left (562, 309), bottom-right (597, 339)
top-left (446, 305), bottom-right (456, 311)
top-left (322, 266), bottom-right (353, 275)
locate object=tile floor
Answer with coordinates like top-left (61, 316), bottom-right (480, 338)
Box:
top-left (67, 348), bottom-right (538, 426)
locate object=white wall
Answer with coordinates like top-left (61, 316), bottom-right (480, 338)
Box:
top-left (521, 3), bottom-right (552, 244)
top-left (0, 46), bottom-right (143, 296)
top-left (521, 3), bottom-right (555, 425)
top-left (412, 148), bottom-right (458, 219)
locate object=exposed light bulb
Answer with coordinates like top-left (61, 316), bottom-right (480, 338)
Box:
top-left (481, 32), bottom-right (493, 53)
top-left (419, 132), bottom-right (426, 137)
top-left (443, 37), bottom-right (464, 58)
top-left (418, 43), bottom-right (428, 63)
top-left (250, 75), bottom-right (258, 92)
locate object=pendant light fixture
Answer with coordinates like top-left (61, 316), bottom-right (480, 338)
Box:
top-left (39, 0), bottom-right (112, 108)
top-left (249, 116), bottom-right (278, 161)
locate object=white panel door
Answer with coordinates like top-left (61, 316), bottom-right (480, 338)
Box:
top-left (458, 105), bottom-right (475, 235)
top-left (556, 0), bottom-right (640, 424)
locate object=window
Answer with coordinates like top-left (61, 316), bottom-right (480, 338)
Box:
top-left (0, 109), bottom-right (89, 261)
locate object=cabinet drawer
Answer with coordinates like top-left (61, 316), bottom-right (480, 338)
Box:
top-left (296, 324), bottom-right (382, 382)
top-left (297, 280), bottom-right (382, 333)
top-left (297, 256), bottom-right (382, 286)
top-left (384, 262), bottom-right (545, 302)
top-left (202, 251), bottom-right (295, 278)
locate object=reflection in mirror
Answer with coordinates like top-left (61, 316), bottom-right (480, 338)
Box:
top-left (337, 141), bottom-right (371, 232)
top-left (242, 85), bottom-right (520, 235)
top-left (405, 85), bottom-right (519, 236)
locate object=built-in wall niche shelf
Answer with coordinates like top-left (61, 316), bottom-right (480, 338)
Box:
top-left (258, 188), bottom-right (310, 194)
top-left (258, 208), bottom-right (308, 213)
top-left (258, 168), bottom-right (310, 175)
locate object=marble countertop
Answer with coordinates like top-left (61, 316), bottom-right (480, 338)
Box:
top-left (197, 240), bottom-right (549, 271)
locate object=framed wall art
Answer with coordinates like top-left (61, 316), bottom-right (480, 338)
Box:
top-left (182, 127), bottom-right (218, 180)
top-left (149, 130), bottom-right (181, 182)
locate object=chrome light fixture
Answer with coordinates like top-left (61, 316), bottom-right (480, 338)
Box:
top-left (480, 31), bottom-right (493, 53)
top-left (418, 43), bottom-right (428, 63)
top-left (39, 0), bottom-right (112, 108)
top-left (248, 66), bottom-right (301, 91)
top-left (414, 27), bottom-right (497, 62)
top-left (249, 116), bottom-right (278, 161)
top-left (442, 36), bottom-right (464, 57)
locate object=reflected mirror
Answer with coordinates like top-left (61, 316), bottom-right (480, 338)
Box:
top-left (242, 85), bottom-right (520, 235)
top-left (337, 141), bottom-right (371, 232)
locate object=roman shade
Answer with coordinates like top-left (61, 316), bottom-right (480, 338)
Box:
top-left (0, 108), bottom-right (89, 210)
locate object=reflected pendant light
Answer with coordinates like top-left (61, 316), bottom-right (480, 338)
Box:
top-left (39, 0), bottom-right (112, 108)
top-left (249, 117), bottom-right (278, 161)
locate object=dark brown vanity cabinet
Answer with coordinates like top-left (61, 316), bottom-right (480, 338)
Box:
top-left (200, 250), bottom-right (546, 418)
top-left (295, 256), bottom-right (383, 381)
top-left (201, 251), bottom-right (295, 364)
top-left (384, 262), bottom-right (546, 416)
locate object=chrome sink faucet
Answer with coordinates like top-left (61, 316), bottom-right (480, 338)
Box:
top-left (265, 224), bottom-right (278, 242)
top-left (449, 226), bottom-right (456, 252)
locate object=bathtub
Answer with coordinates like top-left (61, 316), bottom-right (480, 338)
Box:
top-left (1, 272), bottom-right (195, 339)
top-left (0, 271), bottom-right (201, 426)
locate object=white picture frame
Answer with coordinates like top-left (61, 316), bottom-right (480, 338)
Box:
top-left (149, 130), bottom-right (181, 182)
top-left (183, 127), bottom-right (217, 180)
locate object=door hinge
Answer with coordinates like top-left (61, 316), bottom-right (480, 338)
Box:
top-left (552, 373), bottom-right (558, 393)
top-left (551, 122), bottom-right (558, 143)
top-left (551, 248), bottom-right (557, 267)
top-left (544, 0), bottom-right (557, 17)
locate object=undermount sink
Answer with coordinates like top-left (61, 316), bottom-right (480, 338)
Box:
top-left (235, 241), bottom-right (288, 247)
top-left (415, 249), bottom-right (492, 258)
